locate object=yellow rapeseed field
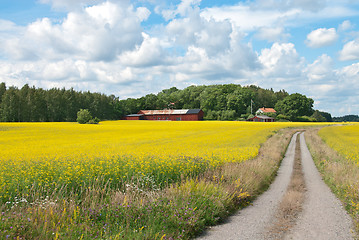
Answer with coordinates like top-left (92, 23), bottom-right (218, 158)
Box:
top-left (318, 123), bottom-right (359, 164)
top-left (0, 121), bottom-right (339, 239)
top-left (0, 121), bottom-right (328, 202)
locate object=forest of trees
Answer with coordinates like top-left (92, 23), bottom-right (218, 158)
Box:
top-left (333, 115), bottom-right (359, 122)
top-left (119, 84), bottom-right (290, 120)
top-left (0, 83), bottom-right (121, 122)
top-left (0, 82), bottom-right (332, 122)
top-left (119, 84), bottom-right (330, 121)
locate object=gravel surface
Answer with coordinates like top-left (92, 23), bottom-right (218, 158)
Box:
top-left (284, 133), bottom-right (355, 240)
top-left (197, 132), bottom-right (355, 240)
top-left (197, 132), bottom-right (299, 240)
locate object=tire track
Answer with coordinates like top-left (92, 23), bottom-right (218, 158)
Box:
top-left (197, 132), bottom-right (355, 239)
top-left (197, 132), bottom-right (299, 239)
top-left (284, 133), bottom-right (354, 240)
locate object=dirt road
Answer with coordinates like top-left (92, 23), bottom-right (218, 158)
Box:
top-left (197, 132), bottom-right (355, 240)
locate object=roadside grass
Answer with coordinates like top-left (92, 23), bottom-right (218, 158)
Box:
top-left (0, 128), bottom-right (296, 239)
top-left (305, 128), bottom-right (359, 238)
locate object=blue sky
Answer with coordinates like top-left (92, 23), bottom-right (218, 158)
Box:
top-left (1, 0), bottom-right (359, 116)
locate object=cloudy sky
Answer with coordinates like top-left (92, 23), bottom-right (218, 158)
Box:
top-left (1, 0), bottom-right (359, 116)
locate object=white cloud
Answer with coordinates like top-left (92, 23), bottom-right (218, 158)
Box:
top-left (38, 0), bottom-right (105, 11)
top-left (120, 33), bottom-right (167, 67)
top-left (1, 1), bottom-right (148, 62)
top-left (305, 28), bottom-right (338, 48)
top-left (201, 5), bottom-right (301, 31)
top-left (306, 54), bottom-right (335, 82)
top-left (252, 0), bottom-right (327, 12)
top-left (2, 0), bottom-right (359, 117)
top-left (166, 14), bottom-right (232, 57)
top-left (259, 42), bottom-right (305, 78)
top-left (255, 27), bottom-right (290, 42)
top-left (161, 0), bottom-right (201, 21)
top-left (341, 62), bottom-right (359, 77)
top-left (339, 20), bottom-right (354, 31)
top-left (339, 40), bottom-right (359, 61)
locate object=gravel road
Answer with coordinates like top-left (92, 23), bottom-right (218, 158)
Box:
top-left (197, 132), bottom-right (355, 240)
top-left (284, 133), bottom-right (354, 240)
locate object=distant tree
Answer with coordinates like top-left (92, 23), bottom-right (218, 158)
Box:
top-left (0, 87), bottom-right (20, 122)
top-left (275, 93), bottom-right (314, 121)
top-left (311, 110), bottom-right (327, 122)
top-left (317, 111), bottom-right (332, 122)
top-left (77, 109), bottom-right (93, 124)
top-left (333, 115), bottom-right (359, 122)
top-left (0, 82), bottom-right (6, 105)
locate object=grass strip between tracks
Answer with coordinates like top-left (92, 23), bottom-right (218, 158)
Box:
top-left (267, 133), bottom-right (306, 238)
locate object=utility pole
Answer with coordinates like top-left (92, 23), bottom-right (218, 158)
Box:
top-left (251, 99), bottom-right (254, 115)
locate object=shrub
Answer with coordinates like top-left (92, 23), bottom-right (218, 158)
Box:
top-left (77, 109), bottom-right (92, 124)
top-left (77, 109), bottom-right (100, 124)
top-left (296, 116), bottom-right (316, 122)
top-left (276, 114), bottom-right (290, 121)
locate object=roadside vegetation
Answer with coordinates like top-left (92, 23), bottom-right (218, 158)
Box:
top-left (305, 125), bottom-right (359, 237)
top-left (0, 121), bottom-right (302, 239)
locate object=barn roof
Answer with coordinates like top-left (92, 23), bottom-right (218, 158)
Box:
top-left (186, 109), bottom-right (202, 114)
top-left (125, 114), bottom-right (144, 117)
top-left (138, 109), bottom-right (202, 115)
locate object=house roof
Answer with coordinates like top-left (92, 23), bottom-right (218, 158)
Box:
top-left (138, 109), bottom-right (202, 115)
top-left (258, 107), bottom-right (276, 113)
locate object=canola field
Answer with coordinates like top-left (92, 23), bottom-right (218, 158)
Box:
top-left (1, 121), bottom-right (338, 239)
top-left (318, 124), bottom-right (359, 164)
top-left (0, 121), bottom-right (330, 203)
top-left (0, 120), bottom-right (293, 202)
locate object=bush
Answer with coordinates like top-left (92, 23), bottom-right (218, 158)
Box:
top-left (276, 114), bottom-right (290, 121)
top-left (77, 109), bottom-right (92, 124)
top-left (77, 109), bottom-right (100, 124)
top-left (295, 116), bottom-right (316, 122)
top-left (88, 117), bottom-right (100, 124)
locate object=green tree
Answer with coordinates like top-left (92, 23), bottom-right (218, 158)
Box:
top-left (77, 109), bottom-right (92, 124)
top-left (311, 110), bottom-right (326, 122)
top-left (0, 82), bottom-right (6, 105)
top-left (0, 87), bottom-right (20, 122)
top-left (275, 93), bottom-right (314, 121)
top-left (318, 111), bottom-right (332, 122)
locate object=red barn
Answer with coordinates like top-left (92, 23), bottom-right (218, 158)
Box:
top-left (124, 109), bottom-right (204, 121)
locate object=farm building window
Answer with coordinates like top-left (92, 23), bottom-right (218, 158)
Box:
top-left (176, 117), bottom-right (181, 121)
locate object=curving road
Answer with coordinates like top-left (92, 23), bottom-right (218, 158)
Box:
top-left (197, 132), bottom-right (355, 240)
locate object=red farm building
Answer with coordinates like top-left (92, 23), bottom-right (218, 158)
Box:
top-left (247, 115), bottom-right (275, 122)
top-left (123, 109), bottom-right (204, 121)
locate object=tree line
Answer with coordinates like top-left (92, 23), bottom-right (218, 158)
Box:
top-left (0, 82), bottom-right (332, 122)
top-left (118, 84), bottom-right (331, 121)
top-left (333, 115), bottom-right (359, 122)
top-left (0, 83), bottom-right (121, 122)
